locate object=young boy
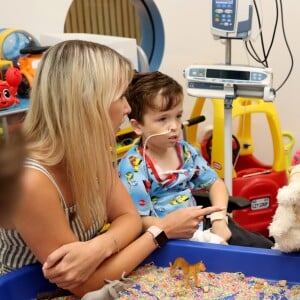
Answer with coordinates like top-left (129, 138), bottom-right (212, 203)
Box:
top-left (118, 71), bottom-right (274, 248)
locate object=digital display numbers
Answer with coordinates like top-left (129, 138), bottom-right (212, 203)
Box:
top-left (206, 69), bottom-right (250, 81)
top-left (215, 0), bottom-right (234, 4)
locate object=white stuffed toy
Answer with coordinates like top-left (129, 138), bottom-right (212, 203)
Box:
top-left (269, 164), bottom-right (300, 252)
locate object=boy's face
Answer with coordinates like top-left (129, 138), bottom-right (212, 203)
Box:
top-left (134, 93), bottom-right (183, 149)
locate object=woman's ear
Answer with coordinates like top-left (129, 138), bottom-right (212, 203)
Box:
top-left (130, 119), bottom-right (143, 136)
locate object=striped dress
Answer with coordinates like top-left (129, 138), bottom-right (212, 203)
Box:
top-left (0, 159), bottom-right (101, 275)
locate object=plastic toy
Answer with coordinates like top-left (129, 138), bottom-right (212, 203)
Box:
top-left (0, 28), bottom-right (40, 63)
top-left (0, 28), bottom-right (45, 98)
top-left (81, 272), bottom-right (133, 300)
top-left (186, 97), bottom-right (288, 237)
top-left (17, 46), bottom-right (49, 98)
top-left (0, 67), bottom-right (22, 110)
top-left (269, 164), bottom-right (300, 252)
top-left (282, 131), bottom-right (295, 171)
top-left (292, 148), bottom-right (300, 166)
top-left (169, 257), bottom-right (206, 288)
top-left (116, 127), bottom-right (138, 159)
top-left (0, 59), bottom-right (13, 81)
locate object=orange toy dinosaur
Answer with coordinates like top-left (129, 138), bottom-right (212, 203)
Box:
top-left (169, 257), bottom-right (206, 288)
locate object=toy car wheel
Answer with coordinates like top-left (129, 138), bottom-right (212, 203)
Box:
top-left (17, 74), bottom-right (31, 98)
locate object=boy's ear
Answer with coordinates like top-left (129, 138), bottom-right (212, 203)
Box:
top-left (130, 119), bottom-right (143, 136)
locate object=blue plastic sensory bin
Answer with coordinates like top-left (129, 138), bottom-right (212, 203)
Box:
top-left (0, 240), bottom-right (300, 299)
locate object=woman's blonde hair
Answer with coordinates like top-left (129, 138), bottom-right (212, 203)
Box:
top-left (23, 40), bottom-right (133, 228)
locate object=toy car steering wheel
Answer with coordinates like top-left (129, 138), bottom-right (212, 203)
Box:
top-left (205, 134), bottom-right (240, 164)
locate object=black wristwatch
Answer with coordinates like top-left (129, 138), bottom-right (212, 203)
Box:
top-left (146, 225), bottom-right (169, 248)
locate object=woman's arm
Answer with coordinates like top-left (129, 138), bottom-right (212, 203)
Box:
top-left (45, 225), bottom-right (158, 296)
top-left (141, 205), bottom-right (225, 239)
top-left (42, 177), bottom-right (144, 290)
top-left (14, 168), bottom-right (78, 262)
top-left (13, 169), bottom-right (158, 297)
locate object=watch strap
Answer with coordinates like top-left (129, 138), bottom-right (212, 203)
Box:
top-left (146, 225), bottom-right (168, 248)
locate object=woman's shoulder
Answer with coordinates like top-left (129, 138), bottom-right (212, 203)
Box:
top-left (21, 166), bottom-right (58, 201)
top-left (22, 159), bottom-right (67, 207)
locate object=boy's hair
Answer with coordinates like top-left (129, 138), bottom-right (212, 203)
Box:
top-left (126, 71), bottom-right (183, 123)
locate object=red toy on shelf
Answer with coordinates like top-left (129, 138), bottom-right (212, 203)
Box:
top-left (0, 67), bottom-right (22, 110)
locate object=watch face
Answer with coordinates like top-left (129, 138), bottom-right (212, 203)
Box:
top-left (156, 230), bottom-right (168, 247)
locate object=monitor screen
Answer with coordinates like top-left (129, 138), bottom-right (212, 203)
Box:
top-left (206, 69), bottom-right (250, 80)
top-left (215, 0), bottom-right (234, 4)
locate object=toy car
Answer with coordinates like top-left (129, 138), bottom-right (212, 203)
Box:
top-left (186, 97), bottom-right (288, 237)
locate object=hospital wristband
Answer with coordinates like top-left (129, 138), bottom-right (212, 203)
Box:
top-left (210, 212), bottom-right (228, 224)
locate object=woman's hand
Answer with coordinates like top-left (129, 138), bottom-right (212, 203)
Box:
top-left (42, 238), bottom-right (110, 290)
top-left (160, 205), bottom-right (225, 239)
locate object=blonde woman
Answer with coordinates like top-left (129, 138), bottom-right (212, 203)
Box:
top-left (0, 40), bottom-right (221, 298)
